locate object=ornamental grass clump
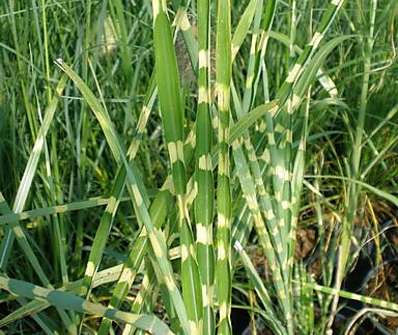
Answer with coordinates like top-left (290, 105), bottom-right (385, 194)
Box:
top-left (0, 0), bottom-right (398, 334)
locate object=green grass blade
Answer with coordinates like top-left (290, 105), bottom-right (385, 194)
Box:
top-left (195, 0), bottom-right (215, 333)
top-left (152, 2), bottom-right (203, 333)
top-left (0, 276), bottom-right (174, 335)
top-left (215, 0), bottom-right (233, 333)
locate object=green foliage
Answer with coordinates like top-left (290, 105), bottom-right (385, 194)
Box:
top-left (0, 0), bottom-right (397, 334)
